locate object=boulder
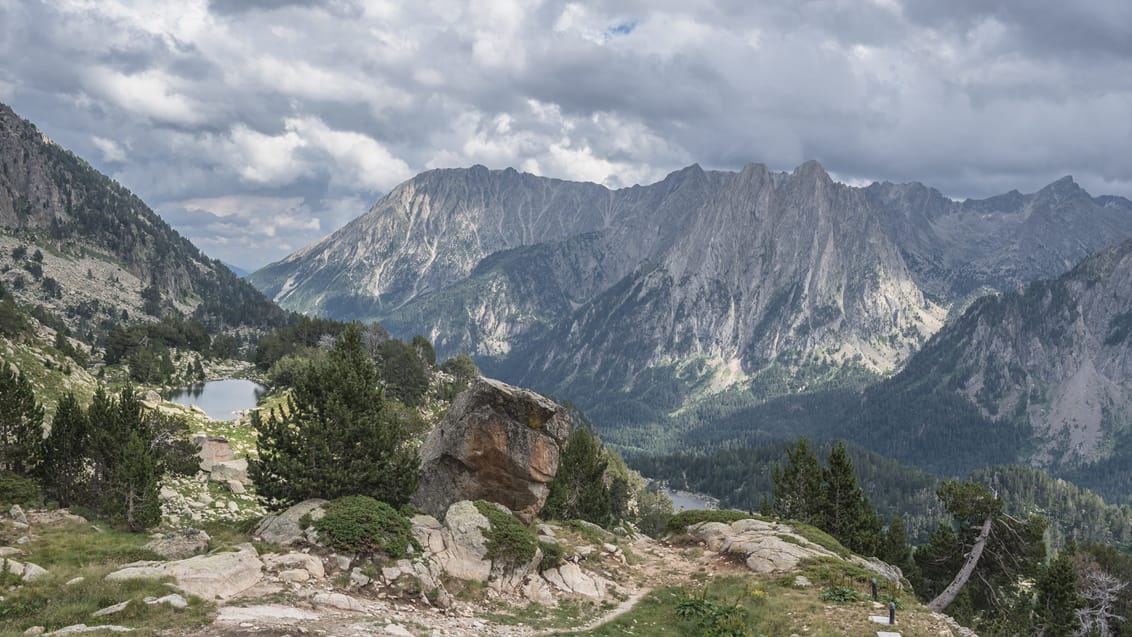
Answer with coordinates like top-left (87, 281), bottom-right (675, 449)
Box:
top-left (209, 459), bottom-right (248, 484)
top-left (106, 543), bottom-right (263, 599)
top-left (254, 500), bottom-right (327, 545)
top-left (688, 518), bottom-right (905, 583)
top-left (1, 558), bottom-right (48, 582)
top-left (195, 437), bottom-right (235, 472)
top-left (541, 562), bottom-right (610, 600)
top-left (430, 501), bottom-right (492, 582)
top-left (262, 552), bottom-right (325, 578)
top-left (412, 377), bottom-right (571, 523)
top-left (142, 529), bottom-right (210, 560)
top-left (9, 504), bottom-right (28, 525)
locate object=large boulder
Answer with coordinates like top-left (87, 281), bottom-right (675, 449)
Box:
top-left (254, 499), bottom-right (327, 545)
top-left (196, 436), bottom-right (235, 471)
top-left (412, 378), bottom-right (571, 523)
top-left (106, 543), bottom-right (263, 599)
top-left (143, 529), bottom-right (210, 560)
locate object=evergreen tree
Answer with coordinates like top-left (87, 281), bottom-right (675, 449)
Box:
top-left (250, 324), bottom-right (419, 507)
top-left (772, 437), bottom-right (823, 524)
top-left (542, 428), bottom-right (613, 526)
top-left (0, 362), bottom-right (44, 476)
top-left (821, 442), bottom-right (883, 555)
top-left (39, 393), bottom-right (91, 506)
top-left (880, 514), bottom-right (918, 581)
top-left (117, 430), bottom-right (161, 531)
top-left (1035, 547), bottom-right (1082, 637)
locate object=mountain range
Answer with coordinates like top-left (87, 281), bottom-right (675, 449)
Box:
top-left (248, 162), bottom-right (1132, 445)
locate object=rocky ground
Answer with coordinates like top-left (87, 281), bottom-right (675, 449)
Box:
top-left (1, 503), bottom-right (977, 637)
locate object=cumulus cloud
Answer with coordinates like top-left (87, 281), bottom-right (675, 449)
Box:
top-left (0, 0), bottom-right (1129, 269)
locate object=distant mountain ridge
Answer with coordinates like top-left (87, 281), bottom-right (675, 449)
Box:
top-left (249, 162), bottom-right (1132, 427)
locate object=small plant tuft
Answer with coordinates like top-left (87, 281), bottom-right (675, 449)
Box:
top-left (314, 495), bottom-right (420, 558)
top-left (474, 500), bottom-right (538, 569)
top-left (538, 540), bottom-right (564, 572)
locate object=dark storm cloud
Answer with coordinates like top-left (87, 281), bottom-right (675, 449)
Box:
top-left (0, 0), bottom-right (1129, 268)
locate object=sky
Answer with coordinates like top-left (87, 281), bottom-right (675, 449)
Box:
top-left (2, 0), bottom-right (1131, 271)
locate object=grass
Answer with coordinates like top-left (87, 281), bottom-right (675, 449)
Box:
top-left (484, 599), bottom-right (605, 630)
top-left (560, 571), bottom-right (929, 637)
top-left (0, 519), bottom-right (213, 635)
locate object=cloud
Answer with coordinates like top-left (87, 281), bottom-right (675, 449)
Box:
top-left (0, 0), bottom-right (1129, 269)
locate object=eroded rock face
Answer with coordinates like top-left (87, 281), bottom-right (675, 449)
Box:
top-left (412, 378), bottom-right (571, 523)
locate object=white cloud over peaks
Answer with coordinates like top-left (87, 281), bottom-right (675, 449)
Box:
top-left (91, 136), bottom-right (127, 163)
top-left (84, 68), bottom-right (206, 126)
top-left (224, 117), bottom-right (411, 192)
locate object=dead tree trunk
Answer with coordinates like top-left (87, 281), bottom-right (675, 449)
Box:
top-left (928, 513), bottom-right (994, 612)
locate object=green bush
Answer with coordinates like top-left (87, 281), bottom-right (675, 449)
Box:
top-left (474, 500), bottom-right (538, 569)
top-left (819, 585), bottom-right (863, 603)
top-left (664, 510), bottom-right (754, 535)
top-left (674, 591), bottom-right (752, 636)
top-left (314, 496), bottom-right (420, 558)
top-left (0, 471), bottom-right (40, 507)
top-left (538, 540), bottom-right (563, 572)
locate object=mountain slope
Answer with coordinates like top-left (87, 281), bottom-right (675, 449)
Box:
top-left (0, 102), bottom-right (284, 332)
top-left (845, 239), bottom-right (1132, 474)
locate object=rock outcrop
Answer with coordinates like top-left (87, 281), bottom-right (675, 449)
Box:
top-left (106, 543), bottom-right (264, 599)
top-left (253, 499), bottom-right (326, 545)
top-left (412, 379), bottom-right (571, 523)
top-left (685, 517), bottom-right (904, 585)
top-left (142, 529), bottom-right (211, 560)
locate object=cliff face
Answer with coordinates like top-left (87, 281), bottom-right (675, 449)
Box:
top-left (249, 160), bottom-right (1132, 419)
top-left (0, 103), bottom-right (283, 328)
top-left (873, 240), bottom-right (1132, 467)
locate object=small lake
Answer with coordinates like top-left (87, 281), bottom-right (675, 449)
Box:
top-left (165, 379), bottom-right (265, 421)
top-left (664, 489), bottom-right (720, 512)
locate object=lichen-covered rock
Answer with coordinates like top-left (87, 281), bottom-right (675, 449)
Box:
top-left (142, 528), bottom-right (210, 560)
top-left (106, 543), bottom-right (263, 599)
top-left (412, 378), bottom-right (571, 523)
top-left (254, 499), bottom-right (327, 545)
top-left (687, 517), bottom-right (904, 583)
top-left (209, 459), bottom-right (248, 484)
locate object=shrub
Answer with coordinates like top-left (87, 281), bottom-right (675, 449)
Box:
top-left (819, 585), bottom-right (863, 603)
top-left (538, 541), bottom-right (563, 572)
top-left (474, 500), bottom-right (537, 569)
top-left (664, 510), bottom-right (754, 535)
top-left (314, 496), bottom-right (420, 558)
top-left (674, 590), bottom-right (752, 636)
top-left (0, 470), bottom-right (40, 507)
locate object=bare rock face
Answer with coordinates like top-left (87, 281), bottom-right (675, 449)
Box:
top-left (412, 378), bottom-right (571, 523)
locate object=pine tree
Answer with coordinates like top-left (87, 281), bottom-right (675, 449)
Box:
top-left (39, 393), bottom-right (91, 506)
top-left (1035, 547), bottom-right (1082, 637)
top-left (0, 362), bottom-right (44, 476)
top-left (250, 324), bottom-right (419, 507)
top-left (117, 430), bottom-right (161, 531)
top-left (820, 442), bottom-right (882, 555)
top-left (772, 437), bottom-right (823, 524)
top-left (542, 428), bottom-right (613, 526)
top-left (880, 515), bottom-right (917, 578)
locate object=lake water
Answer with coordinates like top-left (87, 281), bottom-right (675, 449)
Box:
top-left (664, 489), bottom-right (720, 512)
top-left (165, 379), bottom-right (265, 421)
